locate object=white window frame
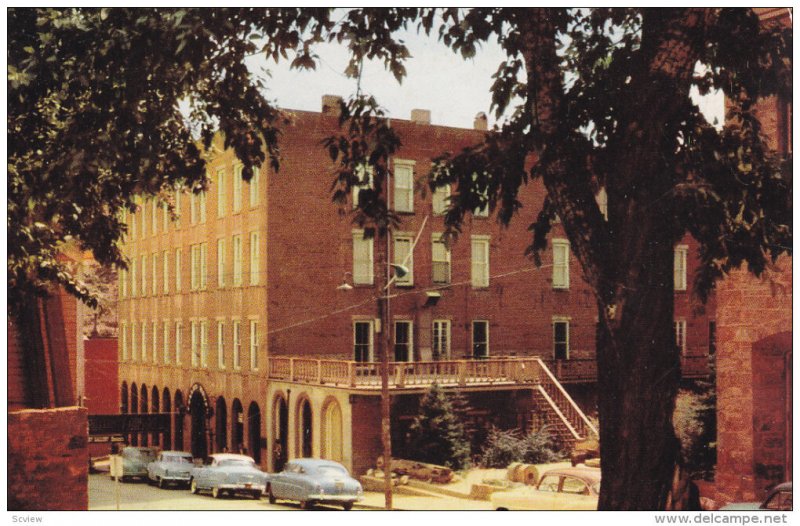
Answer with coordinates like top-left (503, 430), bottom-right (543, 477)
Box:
top-left (249, 319), bottom-right (259, 370)
top-left (233, 163), bottom-right (243, 213)
top-left (352, 230), bottom-right (374, 285)
top-left (141, 255), bottom-right (147, 296)
top-left (217, 238), bottom-right (226, 288)
top-left (233, 320), bottom-right (242, 369)
top-left (141, 322), bottom-right (147, 362)
top-left (174, 188), bottom-right (182, 221)
top-left (175, 248), bottom-right (182, 292)
top-left (432, 234), bottom-right (451, 284)
top-left (249, 168), bottom-right (260, 208)
top-left (141, 202), bottom-right (147, 238)
top-left (162, 202), bottom-right (169, 231)
top-left (552, 239), bottom-right (570, 289)
top-left (553, 317), bottom-right (570, 360)
top-left (217, 320), bottom-right (226, 369)
top-left (191, 244), bottom-right (200, 291)
top-left (233, 235), bottom-right (243, 286)
top-left (175, 321), bottom-right (182, 365)
top-left (191, 320), bottom-right (199, 367)
top-left (674, 319), bottom-right (687, 354)
top-left (352, 164), bottom-right (374, 209)
top-left (472, 320), bottom-right (489, 359)
top-left (163, 321), bottom-right (170, 364)
top-left (200, 242), bottom-right (208, 290)
top-left (121, 322), bottom-right (128, 361)
top-left (353, 320), bottom-right (374, 362)
top-left (471, 235), bottom-right (490, 288)
top-left (393, 234), bottom-right (414, 286)
top-left (151, 321), bottom-right (158, 364)
top-left (200, 319), bottom-right (209, 368)
top-left (120, 268), bottom-right (128, 298)
top-left (131, 322), bottom-right (137, 361)
top-left (199, 190), bottom-right (207, 224)
top-left (130, 259), bottom-right (137, 297)
top-left (249, 231), bottom-right (260, 285)
top-left (432, 184), bottom-right (451, 216)
top-left (674, 245), bottom-right (688, 292)
top-left (393, 320), bottom-right (413, 362)
top-left (151, 199), bottom-right (158, 234)
top-left (393, 159), bottom-right (415, 213)
top-left (217, 167), bottom-right (226, 217)
top-left (162, 250), bottom-right (169, 294)
top-left (151, 253), bottom-right (158, 295)
top-left (432, 320), bottom-right (451, 360)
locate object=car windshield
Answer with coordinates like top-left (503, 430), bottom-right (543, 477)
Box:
top-left (126, 449), bottom-right (156, 460)
top-left (316, 465), bottom-right (348, 476)
top-left (218, 459), bottom-right (255, 468)
top-left (166, 455), bottom-right (193, 464)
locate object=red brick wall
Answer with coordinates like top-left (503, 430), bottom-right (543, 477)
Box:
top-left (84, 338), bottom-right (119, 415)
top-left (350, 396), bottom-right (382, 477)
top-left (8, 407), bottom-right (89, 510)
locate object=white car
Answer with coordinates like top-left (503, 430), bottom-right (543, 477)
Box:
top-left (491, 467), bottom-right (601, 510)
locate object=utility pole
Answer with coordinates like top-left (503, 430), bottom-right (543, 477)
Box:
top-left (377, 232), bottom-right (393, 510)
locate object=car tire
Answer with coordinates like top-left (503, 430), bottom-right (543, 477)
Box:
top-left (252, 491), bottom-right (262, 500)
top-left (301, 500), bottom-right (314, 510)
top-left (212, 487), bottom-right (221, 499)
top-left (268, 486), bottom-right (276, 504)
top-left (190, 479), bottom-right (199, 494)
top-left (343, 502), bottom-right (353, 511)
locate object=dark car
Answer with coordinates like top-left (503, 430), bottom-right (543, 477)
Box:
top-left (266, 459), bottom-right (363, 510)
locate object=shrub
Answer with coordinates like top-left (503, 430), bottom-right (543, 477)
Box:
top-left (479, 426), bottom-right (563, 468)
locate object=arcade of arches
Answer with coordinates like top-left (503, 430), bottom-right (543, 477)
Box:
top-left (118, 380), bottom-right (349, 472)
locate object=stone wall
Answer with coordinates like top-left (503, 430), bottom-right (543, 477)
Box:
top-left (8, 406), bottom-right (89, 510)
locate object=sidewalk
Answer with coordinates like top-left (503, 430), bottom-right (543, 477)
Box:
top-left (356, 491), bottom-right (493, 511)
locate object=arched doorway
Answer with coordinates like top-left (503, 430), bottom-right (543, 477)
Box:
top-left (272, 394), bottom-right (289, 472)
top-left (162, 387), bottom-right (172, 450)
top-left (120, 382), bottom-right (129, 413)
top-left (232, 399), bottom-right (244, 453)
top-left (151, 386), bottom-right (161, 446)
top-left (297, 398), bottom-right (313, 458)
top-left (248, 402), bottom-right (262, 464)
top-left (140, 385), bottom-right (149, 446)
top-left (174, 390), bottom-right (184, 452)
top-left (130, 383), bottom-right (139, 446)
top-left (321, 398), bottom-right (343, 462)
top-left (188, 384), bottom-right (209, 460)
top-left (215, 396), bottom-right (228, 453)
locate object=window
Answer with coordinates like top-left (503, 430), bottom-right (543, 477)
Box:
top-left (199, 191), bottom-right (207, 223)
top-left (162, 202), bottom-right (169, 231)
top-left (432, 320), bottom-right (451, 360)
top-left (190, 191), bottom-right (199, 224)
top-left (200, 242), bottom-right (208, 289)
top-left (175, 248), bottom-right (182, 292)
top-left (217, 321), bottom-right (225, 369)
top-left (141, 202), bottom-right (147, 238)
top-left (432, 184), bottom-right (450, 216)
top-left (163, 322), bottom-right (169, 364)
top-left (217, 238), bottom-right (225, 288)
top-left (233, 164), bottom-right (243, 213)
top-left (472, 173), bottom-right (489, 217)
top-left (175, 321), bottom-right (182, 365)
top-left (249, 168), bottom-right (260, 207)
top-left (674, 320), bottom-right (687, 354)
top-left (141, 255), bottom-right (147, 296)
top-left (250, 320), bottom-right (259, 370)
top-left (121, 322), bottom-right (128, 361)
top-left (151, 200), bottom-right (158, 234)
top-left (249, 231), bottom-right (260, 285)
top-left (162, 250), bottom-right (169, 294)
top-left (233, 320), bottom-right (241, 369)
top-left (191, 245), bottom-right (201, 290)
top-left (130, 259), bottom-right (137, 297)
top-left (191, 321), bottom-right (199, 367)
top-left (394, 321), bottom-right (413, 362)
top-left (131, 322), bottom-right (138, 361)
top-left (200, 320), bottom-right (209, 368)
top-left (174, 188), bottom-right (182, 220)
top-left (471, 235), bottom-right (490, 288)
top-left (596, 187), bottom-right (608, 220)
top-left (151, 321), bottom-right (158, 363)
top-left (130, 206), bottom-right (137, 238)
top-left (217, 168), bottom-right (226, 217)
top-left (393, 235), bottom-right (413, 286)
top-left (553, 318), bottom-right (569, 360)
top-left (393, 160), bottom-right (414, 212)
top-left (353, 231), bottom-right (374, 285)
top-left (233, 235), bottom-right (243, 286)
top-left (674, 245), bottom-right (688, 291)
top-left (120, 269), bottom-right (128, 298)
top-left (432, 234), bottom-right (451, 284)
top-left (472, 321), bottom-right (489, 359)
top-left (151, 253), bottom-right (157, 295)
top-left (352, 164), bottom-right (373, 209)
top-left (141, 322), bottom-right (147, 362)
top-left (354, 320), bottom-right (374, 362)
top-left (552, 239), bottom-right (570, 289)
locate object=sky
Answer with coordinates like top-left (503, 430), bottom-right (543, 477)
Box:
top-left (246, 19), bottom-right (724, 131)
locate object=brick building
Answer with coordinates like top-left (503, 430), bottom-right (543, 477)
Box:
top-left (118, 97), bottom-right (714, 475)
top-left (715, 7), bottom-right (792, 505)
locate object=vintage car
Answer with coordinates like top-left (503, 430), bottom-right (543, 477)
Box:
top-left (720, 482), bottom-right (792, 511)
top-left (147, 450), bottom-right (194, 488)
top-left (266, 458), bottom-right (363, 510)
top-left (114, 446), bottom-right (159, 482)
top-left (189, 453), bottom-right (267, 499)
top-left (491, 466), bottom-right (601, 510)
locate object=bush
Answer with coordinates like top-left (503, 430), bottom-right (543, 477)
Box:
top-left (479, 426), bottom-right (563, 468)
top-left (407, 383), bottom-right (471, 470)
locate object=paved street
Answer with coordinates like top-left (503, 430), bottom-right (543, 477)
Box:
top-left (88, 473), bottom-right (492, 511)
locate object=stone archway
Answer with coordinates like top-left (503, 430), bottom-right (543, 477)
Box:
top-left (232, 399), bottom-right (244, 453)
top-left (140, 385), bottom-right (149, 446)
top-left (248, 402), bottom-right (262, 464)
top-left (188, 384), bottom-right (210, 460)
top-left (174, 390), bottom-right (184, 451)
top-left (130, 383), bottom-right (138, 446)
top-left (296, 397), bottom-right (313, 458)
top-left (216, 396), bottom-right (228, 453)
top-left (151, 386), bottom-right (160, 446)
top-left (321, 397), bottom-right (343, 463)
top-left (272, 394), bottom-right (289, 472)
top-left (162, 387), bottom-right (172, 449)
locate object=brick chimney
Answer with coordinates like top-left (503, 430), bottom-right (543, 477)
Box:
top-left (410, 109), bottom-right (431, 125)
top-left (321, 95), bottom-right (343, 117)
top-left (474, 112), bottom-right (488, 131)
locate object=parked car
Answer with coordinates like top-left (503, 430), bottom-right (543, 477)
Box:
top-left (147, 450), bottom-right (194, 488)
top-left (189, 453), bottom-right (267, 499)
top-left (491, 466), bottom-right (601, 510)
top-left (266, 459), bottom-right (363, 510)
top-left (720, 482), bottom-right (792, 511)
top-left (114, 446), bottom-right (159, 482)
